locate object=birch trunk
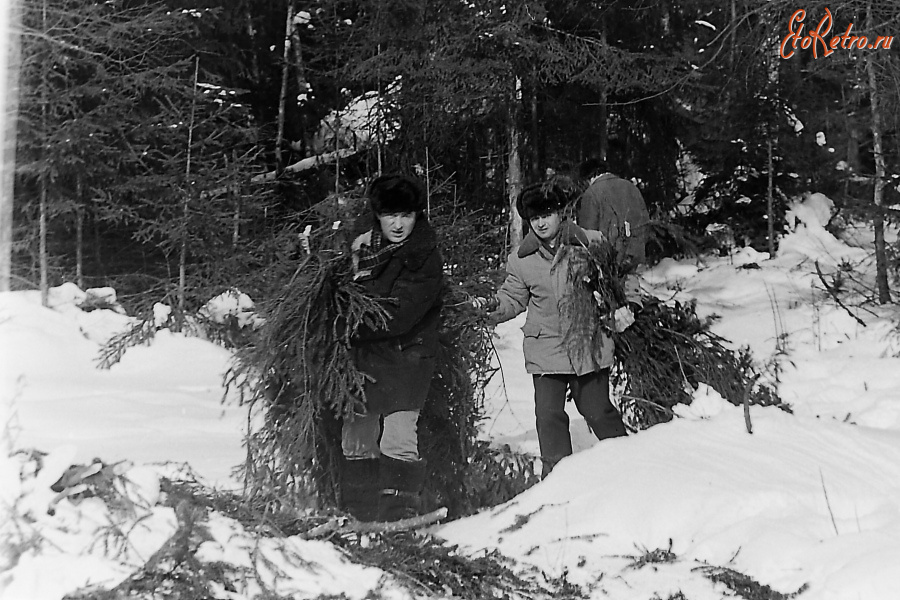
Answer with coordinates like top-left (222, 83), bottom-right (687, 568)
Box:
top-left (290, 6), bottom-right (308, 157)
top-left (507, 76), bottom-right (523, 253)
top-left (275, 1), bottom-right (293, 173)
top-left (766, 137), bottom-right (775, 256)
top-left (39, 0), bottom-right (48, 306)
top-left (39, 164), bottom-right (48, 306)
top-left (179, 56), bottom-right (200, 321)
top-left (0, 0), bottom-right (21, 292)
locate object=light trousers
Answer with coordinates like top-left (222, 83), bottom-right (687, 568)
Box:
top-left (341, 409), bottom-right (420, 461)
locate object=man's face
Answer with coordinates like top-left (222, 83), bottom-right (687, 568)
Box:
top-left (377, 211), bottom-right (417, 243)
top-left (529, 211), bottom-right (562, 242)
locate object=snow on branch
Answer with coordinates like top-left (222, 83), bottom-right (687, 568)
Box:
top-left (251, 147), bottom-right (358, 183)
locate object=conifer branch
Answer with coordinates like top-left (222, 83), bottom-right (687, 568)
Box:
top-left (304, 507), bottom-right (449, 539)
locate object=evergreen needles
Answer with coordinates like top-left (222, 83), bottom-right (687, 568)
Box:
top-left (417, 284), bottom-right (538, 516)
top-left (225, 244), bottom-right (527, 517)
top-left (560, 241), bottom-right (782, 430)
top-left (226, 250), bottom-right (388, 511)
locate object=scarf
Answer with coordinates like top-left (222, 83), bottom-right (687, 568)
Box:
top-left (354, 228), bottom-right (406, 281)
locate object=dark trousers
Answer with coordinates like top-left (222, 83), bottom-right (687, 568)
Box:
top-left (532, 369), bottom-right (626, 475)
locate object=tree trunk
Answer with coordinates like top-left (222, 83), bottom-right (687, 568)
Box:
top-left (0, 0), bottom-right (21, 293)
top-left (729, 0), bottom-right (737, 68)
top-left (92, 212), bottom-right (103, 277)
top-left (844, 86), bottom-right (859, 200)
top-left (179, 56), bottom-right (200, 322)
top-left (275, 1), bottom-right (293, 173)
top-left (376, 42), bottom-right (383, 174)
top-left (598, 17), bottom-right (609, 163)
top-left (598, 87), bottom-right (608, 163)
top-left (528, 75), bottom-right (540, 180)
top-left (507, 76), bottom-right (523, 253)
top-left (425, 146), bottom-right (431, 217)
top-left (765, 26), bottom-right (780, 258)
top-left (290, 5), bottom-right (308, 157)
top-left (230, 154), bottom-right (240, 247)
top-left (39, 0), bottom-right (48, 306)
top-left (39, 166), bottom-right (48, 306)
top-left (233, 197), bottom-right (241, 247)
top-left (866, 37), bottom-right (891, 303)
top-left (766, 136), bottom-right (775, 256)
top-left (245, 10), bottom-right (260, 84)
top-left (75, 205), bottom-right (84, 290)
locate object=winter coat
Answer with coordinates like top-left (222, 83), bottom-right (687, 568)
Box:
top-left (351, 218), bottom-right (443, 415)
top-left (490, 221), bottom-right (614, 376)
top-left (578, 173), bottom-right (650, 266)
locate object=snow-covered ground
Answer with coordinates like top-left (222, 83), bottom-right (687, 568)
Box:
top-left (3, 194), bottom-right (900, 599)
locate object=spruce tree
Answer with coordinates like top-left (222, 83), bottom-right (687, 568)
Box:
top-left (15, 0), bottom-right (269, 309)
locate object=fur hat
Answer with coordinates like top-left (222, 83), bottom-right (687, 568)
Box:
top-left (367, 174), bottom-right (426, 215)
top-left (516, 182), bottom-right (567, 221)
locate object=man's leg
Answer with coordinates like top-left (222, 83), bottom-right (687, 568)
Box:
top-left (533, 374), bottom-right (574, 477)
top-left (379, 410), bottom-right (420, 461)
top-left (342, 411), bottom-right (382, 459)
top-left (340, 411), bottom-right (382, 521)
top-left (377, 410), bottom-right (425, 521)
top-left (571, 368), bottom-right (627, 441)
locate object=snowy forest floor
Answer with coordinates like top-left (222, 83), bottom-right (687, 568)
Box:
top-left (3, 199), bottom-right (900, 600)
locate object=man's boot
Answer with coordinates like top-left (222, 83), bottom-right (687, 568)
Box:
top-left (340, 457), bottom-right (380, 521)
top-left (377, 456), bottom-right (426, 522)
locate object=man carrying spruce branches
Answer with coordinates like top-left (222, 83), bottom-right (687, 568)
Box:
top-left (341, 174), bottom-right (443, 522)
top-left (475, 183), bottom-right (638, 478)
top-left (577, 157), bottom-right (650, 270)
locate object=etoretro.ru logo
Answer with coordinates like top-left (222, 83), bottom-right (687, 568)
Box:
top-left (780, 8), bottom-right (893, 59)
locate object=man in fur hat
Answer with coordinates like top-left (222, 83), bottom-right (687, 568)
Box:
top-left (342, 174), bottom-right (443, 521)
top-left (477, 183), bottom-right (635, 478)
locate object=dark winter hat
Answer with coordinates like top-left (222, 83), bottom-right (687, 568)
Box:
top-left (578, 157), bottom-right (610, 180)
top-left (517, 182), bottom-right (568, 221)
top-left (367, 174), bottom-right (426, 215)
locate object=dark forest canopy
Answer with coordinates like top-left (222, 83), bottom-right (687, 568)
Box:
top-left (8, 0), bottom-right (900, 307)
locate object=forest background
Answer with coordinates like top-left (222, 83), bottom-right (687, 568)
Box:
top-left (2, 0), bottom-right (899, 314)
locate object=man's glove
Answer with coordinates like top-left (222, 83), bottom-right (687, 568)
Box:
top-left (613, 305), bottom-right (635, 333)
top-left (471, 296), bottom-right (499, 312)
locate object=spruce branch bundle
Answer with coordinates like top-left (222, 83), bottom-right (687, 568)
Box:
top-left (558, 240), bottom-right (630, 369)
top-left (560, 241), bottom-right (781, 430)
top-left (226, 250), bottom-right (388, 510)
top-left (227, 222), bottom-right (536, 518)
top-left (417, 284), bottom-right (502, 516)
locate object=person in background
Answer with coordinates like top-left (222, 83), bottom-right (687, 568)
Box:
top-left (577, 157), bottom-right (650, 270)
top-left (477, 183), bottom-right (636, 478)
top-left (342, 174), bottom-right (443, 521)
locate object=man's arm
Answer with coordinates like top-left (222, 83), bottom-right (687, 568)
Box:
top-left (488, 256), bottom-right (529, 324)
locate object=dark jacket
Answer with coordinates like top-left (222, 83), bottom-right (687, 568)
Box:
top-left (490, 222), bottom-right (613, 375)
top-left (352, 218), bottom-right (443, 414)
top-left (578, 173), bottom-right (650, 266)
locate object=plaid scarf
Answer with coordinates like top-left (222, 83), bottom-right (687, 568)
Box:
top-left (354, 228), bottom-right (406, 281)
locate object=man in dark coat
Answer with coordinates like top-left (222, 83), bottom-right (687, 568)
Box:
top-left (577, 158), bottom-right (650, 269)
top-left (341, 174), bottom-right (443, 522)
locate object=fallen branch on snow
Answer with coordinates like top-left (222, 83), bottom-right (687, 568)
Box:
top-left (305, 507), bottom-right (449, 539)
